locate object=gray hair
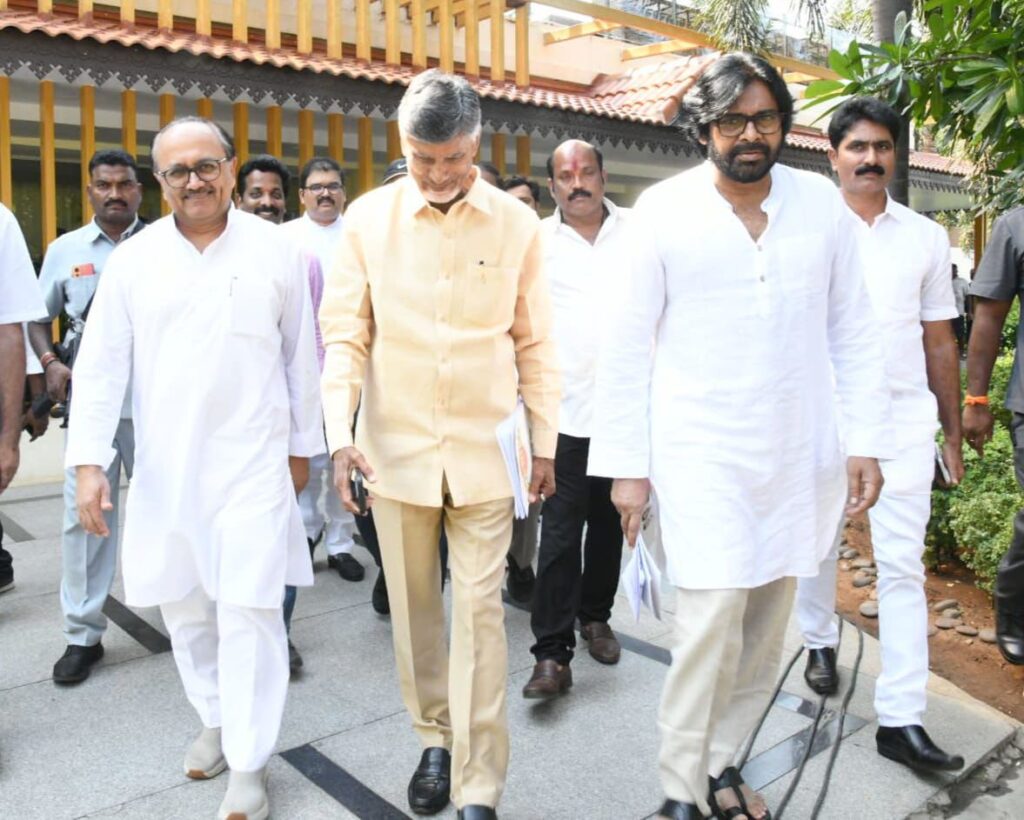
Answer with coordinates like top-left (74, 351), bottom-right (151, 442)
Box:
top-left (397, 70), bottom-right (481, 143)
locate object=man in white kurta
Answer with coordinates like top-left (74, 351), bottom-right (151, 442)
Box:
top-left (588, 55), bottom-right (890, 820)
top-left (67, 117), bottom-right (321, 820)
top-left (796, 97), bottom-right (964, 773)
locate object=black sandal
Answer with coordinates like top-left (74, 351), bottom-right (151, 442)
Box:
top-left (708, 767), bottom-right (772, 820)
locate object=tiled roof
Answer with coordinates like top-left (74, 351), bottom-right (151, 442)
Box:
top-left (787, 126), bottom-right (972, 176)
top-left (0, 10), bottom-right (969, 177)
top-left (0, 10), bottom-right (655, 123)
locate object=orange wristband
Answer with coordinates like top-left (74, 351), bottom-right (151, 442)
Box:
top-left (964, 394), bottom-right (989, 406)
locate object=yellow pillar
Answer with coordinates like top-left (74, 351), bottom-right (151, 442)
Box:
top-left (491, 132), bottom-right (507, 176)
top-left (297, 0), bottom-right (312, 54)
top-left (356, 0), bottom-right (371, 61)
top-left (464, 0), bottom-right (480, 77)
top-left (265, 0), bottom-right (281, 49)
top-left (37, 0), bottom-right (53, 13)
top-left (358, 117), bottom-right (374, 195)
top-left (266, 106), bottom-right (283, 158)
top-left (327, 0), bottom-right (342, 59)
top-left (196, 0), bottom-right (211, 35)
top-left (233, 0), bottom-right (247, 42)
top-left (234, 102), bottom-right (250, 167)
top-left (120, 0), bottom-right (134, 24)
top-left (490, 0), bottom-right (506, 84)
top-left (385, 0), bottom-right (401, 65)
top-left (515, 4), bottom-right (529, 87)
top-left (328, 113), bottom-right (345, 165)
top-left (0, 77), bottom-right (11, 208)
top-left (439, 0), bottom-right (455, 73)
top-left (78, 0), bottom-right (93, 15)
top-left (159, 95), bottom-right (175, 215)
top-left (197, 98), bottom-right (214, 119)
top-left (80, 86), bottom-right (96, 224)
top-left (974, 214), bottom-right (989, 263)
top-left (157, 0), bottom-right (173, 29)
top-left (516, 134), bottom-right (530, 176)
top-left (299, 109), bottom-right (316, 172)
top-left (386, 121), bottom-right (402, 162)
top-left (412, 0), bottom-right (427, 68)
top-left (121, 90), bottom-right (137, 159)
top-left (40, 80), bottom-right (57, 250)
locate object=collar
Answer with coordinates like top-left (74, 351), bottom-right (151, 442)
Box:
top-left (552, 197), bottom-right (621, 243)
top-left (400, 168), bottom-right (492, 220)
top-left (304, 212), bottom-right (343, 230)
top-left (845, 192), bottom-right (902, 228)
top-left (701, 160), bottom-right (784, 219)
top-left (86, 215), bottom-right (142, 245)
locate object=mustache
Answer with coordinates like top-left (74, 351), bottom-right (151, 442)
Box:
top-left (568, 189), bottom-right (592, 201)
top-left (728, 143), bottom-right (768, 161)
top-left (103, 199), bottom-right (128, 208)
top-left (855, 164), bottom-right (886, 176)
top-left (255, 205), bottom-right (282, 215)
top-left (316, 196), bottom-right (335, 205)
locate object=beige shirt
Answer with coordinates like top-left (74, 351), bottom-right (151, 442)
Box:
top-left (320, 173), bottom-right (560, 508)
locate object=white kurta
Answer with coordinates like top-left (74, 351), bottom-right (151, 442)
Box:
top-left (588, 162), bottom-right (892, 590)
top-left (65, 208), bottom-right (323, 608)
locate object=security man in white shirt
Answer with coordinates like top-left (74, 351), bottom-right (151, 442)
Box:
top-left (795, 97), bottom-right (965, 774)
top-left (523, 141), bottom-right (628, 699)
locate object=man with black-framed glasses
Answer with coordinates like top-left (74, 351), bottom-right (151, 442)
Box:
top-left (67, 116), bottom-right (322, 820)
top-left (281, 157), bottom-right (366, 584)
top-left (25, 149), bottom-right (144, 686)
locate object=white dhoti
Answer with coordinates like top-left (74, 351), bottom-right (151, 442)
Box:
top-left (659, 577), bottom-right (795, 815)
top-left (161, 585), bottom-right (289, 771)
top-left (796, 439), bottom-right (933, 726)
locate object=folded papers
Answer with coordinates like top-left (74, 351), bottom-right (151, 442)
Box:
top-left (621, 530), bottom-right (662, 622)
top-left (496, 400), bottom-right (532, 519)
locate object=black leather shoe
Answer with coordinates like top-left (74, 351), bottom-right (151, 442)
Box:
top-left (996, 603), bottom-right (1024, 665)
top-left (53, 643), bottom-right (104, 685)
top-left (407, 747), bottom-right (451, 815)
top-left (804, 647), bottom-right (839, 695)
top-left (506, 556), bottom-right (535, 603)
top-left (457, 806), bottom-right (497, 820)
top-left (876, 725), bottom-right (964, 772)
top-left (329, 553), bottom-right (365, 582)
top-left (372, 570), bottom-right (390, 615)
top-left (657, 799), bottom-right (704, 820)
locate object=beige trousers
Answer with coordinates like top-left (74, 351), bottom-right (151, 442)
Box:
top-left (659, 577), bottom-right (795, 815)
top-left (373, 490), bottom-right (514, 810)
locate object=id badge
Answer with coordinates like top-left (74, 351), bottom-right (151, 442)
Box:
top-left (71, 263), bottom-right (96, 278)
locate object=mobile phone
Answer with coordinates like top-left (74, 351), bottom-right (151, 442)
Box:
top-left (350, 468), bottom-right (369, 516)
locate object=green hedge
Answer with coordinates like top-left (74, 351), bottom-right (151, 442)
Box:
top-left (926, 303), bottom-right (1024, 591)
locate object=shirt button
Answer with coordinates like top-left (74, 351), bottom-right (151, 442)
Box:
top-left (760, 275), bottom-right (765, 282)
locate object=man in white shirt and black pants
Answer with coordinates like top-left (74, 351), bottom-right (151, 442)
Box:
top-left (796, 97), bottom-right (965, 774)
top-left (522, 140), bottom-right (628, 699)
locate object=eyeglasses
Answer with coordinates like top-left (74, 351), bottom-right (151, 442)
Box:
top-left (156, 157), bottom-right (231, 189)
top-left (304, 182), bottom-right (344, 194)
top-left (715, 111), bottom-right (782, 138)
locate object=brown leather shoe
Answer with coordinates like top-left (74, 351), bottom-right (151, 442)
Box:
top-left (522, 660), bottom-right (572, 700)
top-left (580, 621), bottom-right (621, 665)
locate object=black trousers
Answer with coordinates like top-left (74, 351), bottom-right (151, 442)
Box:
top-left (997, 412), bottom-right (1024, 604)
top-left (0, 518), bottom-right (11, 580)
top-left (530, 434), bottom-right (622, 664)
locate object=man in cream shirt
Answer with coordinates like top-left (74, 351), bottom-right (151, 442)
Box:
top-left (320, 71), bottom-right (559, 820)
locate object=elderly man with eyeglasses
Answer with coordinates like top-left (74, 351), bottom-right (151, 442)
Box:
top-left (67, 116), bottom-right (322, 820)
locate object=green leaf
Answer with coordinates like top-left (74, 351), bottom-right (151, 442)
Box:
top-left (827, 49), bottom-right (852, 80)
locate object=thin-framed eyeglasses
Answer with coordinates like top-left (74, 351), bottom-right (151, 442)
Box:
top-left (714, 110), bottom-right (782, 138)
top-left (156, 157), bottom-right (231, 189)
top-left (304, 182), bottom-right (344, 194)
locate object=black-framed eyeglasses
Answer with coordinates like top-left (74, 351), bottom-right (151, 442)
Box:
top-left (156, 157), bottom-right (231, 189)
top-left (715, 110), bottom-right (782, 138)
top-left (304, 182), bottom-right (344, 194)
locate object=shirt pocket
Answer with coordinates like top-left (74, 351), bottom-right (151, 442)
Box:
top-left (774, 235), bottom-right (830, 302)
top-left (460, 264), bottom-right (518, 329)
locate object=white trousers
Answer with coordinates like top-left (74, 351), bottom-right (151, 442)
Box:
top-left (298, 452), bottom-right (356, 555)
top-left (659, 577), bottom-right (795, 815)
top-left (796, 441), bottom-right (933, 726)
top-left (161, 586), bottom-right (289, 771)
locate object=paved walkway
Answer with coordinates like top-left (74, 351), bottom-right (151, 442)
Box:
top-left (0, 480), bottom-right (1018, 819)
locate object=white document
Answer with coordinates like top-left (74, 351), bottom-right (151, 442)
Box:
top-left (496, 399), bottom-right (532, 519)
top-left (621, 530), bottom-right (662, 622)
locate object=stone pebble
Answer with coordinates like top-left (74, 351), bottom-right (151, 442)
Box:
top-left (841, 548), bottom-right (859, 560)
top-left (927, 625), bottom-right (938, 637)
top-left (851, 558), bottom-right (875, 569)
top-left (955, 625), bottom-right (979, 636)
top-left (942, 608), bottom-right (962, 619)
top-left (935, 617), bottom-right (960, 629)
top-left (852, 573), bottom-right (873, 588)
top-left (932, 598), bottom-right (958, 611)
top-left (859, 601), bottom-right (879, 618)
top-left (980, 628), bottom-right (998, 644)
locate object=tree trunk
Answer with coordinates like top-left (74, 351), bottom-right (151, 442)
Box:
top-left (872, 0), bottom-right (912, 205)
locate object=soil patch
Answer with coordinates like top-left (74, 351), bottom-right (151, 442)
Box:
top-left (836, 515), bottom-right (1024, 723)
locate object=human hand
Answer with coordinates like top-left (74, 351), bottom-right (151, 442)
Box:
top-left (940, 438), bottom-right (965, 487)
top-left (528, 457), bottom-right (556, 504)
top-left (845, 456), bottom-right (883, 515)
top-left (0, 441), bottom-right (19, 493)
top-left (611, 478), bottom-right (651, 547)
top-left (332, 446), bottom-right (376, 515)
top-left (962, 404), bottom-right (995, 456)
top-left (76, 465), bottom-right (112, 536)
top-left (289, 456), bottom-right (309, 495)
top-left (44, 361), bottom-right (72, 403)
